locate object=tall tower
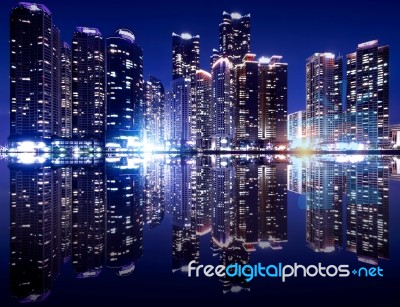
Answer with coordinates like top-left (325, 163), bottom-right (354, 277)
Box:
top-left (194, 70), bottom-right (212, 149)
top-left (172, 33), bottom-right (200, 81)
top-left (171, 33), bottom-right (200, 149)
top-left (234, 54), bottom-right (259, 148)
top-left (61, 42), bottom-right (72, 138)
top-left (9, 2), bottom-right (61, 143)
top-left (258, 56), bottom-right (288, 147)
top-left (211, 58), bottom-right (234, 149)
top-left (306, 53), bottom-right (342, 148)
top-left (72, 27), bottom-right (105, 141)
top-left (346, 40), bottom-right (389, 149)
top-left (219, 12), bottom-right (251, 65)
top-left (9, 165), bottom-right (61, 303)
top-left (144, 76), bottom-right (165, 147)
top-left (72, 165), bottom-right (106, 278)
top-left (106, 29), bottom-right (144, 145)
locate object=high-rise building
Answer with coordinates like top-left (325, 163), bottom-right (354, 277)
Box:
top-left (234, 54), bottom-right (259, 148)
top-left (219, 11), bottom-right (250, 65)
top-left (288, 110), bottom-right (306, 148)
top-left (211, 156), bottom-right (235, 247)
top-left (194, 70), bottom-right (212, 149)
top-left (9, 3), bottom-right (61, 143)
top-left (9, 165), bottom-right (60, 303)
top-left (306, 159), bottom-right (343, 252)
top-left (210, 48), bottom-right (220, 70)
top-left (346, 158), bottom-right (389, 264)
top-left (72, 27), bottom-right (105, 141)
top-left (144, 76), bottom-right (165, 148)
top-left (144, 157), bottom-right (165, 228)
top-left (305, 53), bottom-right (342, 148)
top-left (234, 160), bottom-right (259, 246)
top-left (60, 167), bottom-right (72, 263)
top-left (165, 77), bottom-right (192, 148)
top-left (72, 165), bottom-right (106, 278)
top-left (61, 42), bottom-right (72, 138)
top-left (106, 164), bottom-right (143, 276)
top-left (211, 58), bottom-right (234, 149)
top-left (258, 56), bottom-right (288, 147)
top-left (172, 32), bottom-right (200, 81)
top-left (346, 40), bottom-right (389, 148)
top-left (106, 29), bottom-right (143, 145)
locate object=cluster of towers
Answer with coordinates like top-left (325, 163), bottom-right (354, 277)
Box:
top-left (288, 41), bottom-right (390, 150)
top-left (9, 2), bottom-right (144, 148)
top-left (9, 4), bottom-right (288, 151)
top-left (167, 12), bottom-right (288, 150)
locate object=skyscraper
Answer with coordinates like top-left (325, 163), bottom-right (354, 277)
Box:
top-left (107, 164), bottom-right (143, 276)
top-left (172, 33), bottom-right (200, 81)
top-left (194, 70), bottom-right (212, 149)
top-left (234, 54), bottom-right (259, 148)
top-left (144, 76), bottom-right (165, 148)
top-left (61, 42), bottom-right (72, 138)
top-left (306, 159), bottom-right (343, 252)
top-left (346, 158), bottom-right (389, 264)
top-left (9, 2), bottom-right (61, 143)
top-left (219, 11), bottom-right (251, 65)
top-left (288, 110), bottom-right (306, 148)
top-left (346, 40), bottom-right (389, 149)
top-left (165, 77), bottom-right (192, 148)
top-left (9, 165), bottom-right (61, 302)
top-left (306, 53), bottom-right (342, 148)
top-left (258, 56), bottom-right (288, 147)
top-left (72, 165), bottom-right (106, 278)
top-left (72, 27), bottom-right (105, 141)
top-left (211, 58), bottom-right (234, 150)
top-left (171, 33), bottom-right (200, 149)
top-left (258, 163), bottom-right (288, 249)
top-left (106, 29), bottom-right (144, 145)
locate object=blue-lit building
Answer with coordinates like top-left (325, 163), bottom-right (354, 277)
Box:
top-left (346, 40), bottom-right (389, 149)
top-left (106, 29), bottom-right (144, 147)
top-left (9, 3), bottom-right (61, 144)
top-left (72, 27), bottom-right (105, 142)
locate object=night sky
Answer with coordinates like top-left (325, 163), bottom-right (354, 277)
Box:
top-left (0, 0), bottom-right (399, 144)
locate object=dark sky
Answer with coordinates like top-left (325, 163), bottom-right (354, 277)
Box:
top-left (0, 0), bottom-right (399, 144)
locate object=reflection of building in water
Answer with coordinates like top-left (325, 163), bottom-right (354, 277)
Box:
top-left (211, 156), bottom-right (235, 247)
top-left (61, 167), bottom-right (72, 262)
top-left (346, 158), bottom-right (389, 265)
top-left (218, 239), bottom-right (250, 294)
top-left (194, 156), bottom-right (213, 235)
top-left (258, 163), bottom-right (288, 249)
top-left (106, 162), bottom-right (143, 276)
top-left (390, 157), bottom-right (400, 181)
top-left (72, 165), bottom-right (106, 278)
top-left (144, 158), bottom-right (165, 229)
top-left (165, 158), bottom-right (199, 272)
top-left (234, 159), bottom-right (259, 249)
top-left (306, 160), bottom-right (343, 252)
top-left (288, 157), bottom-right (307, 194)
top-left (9, 165), bottom-right (61, 303)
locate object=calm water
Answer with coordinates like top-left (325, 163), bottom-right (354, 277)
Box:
top-left (0, 154), bottom-right (399, 306)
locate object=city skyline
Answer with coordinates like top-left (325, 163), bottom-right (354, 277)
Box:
top-left (1, 0), bottom-right (399, 145)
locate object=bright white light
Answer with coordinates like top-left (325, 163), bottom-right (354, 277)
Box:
top-left (117, 29), bottom-right (135, 42)
top-left (324, 52), bottom-right (335, 59)
top-left (231, 12), bottom-right (242, 19)
top-left (221, 161), bottom-right (228, 167)
top-left (17, 141), bottom-right (35, 152)
top-left (181, 33), bottom-right (192, 40)
top-left (221, 139), bottom-right (228, 144)
top-left (259, 56), bottom-right (270, 64)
